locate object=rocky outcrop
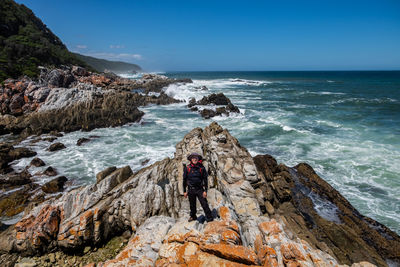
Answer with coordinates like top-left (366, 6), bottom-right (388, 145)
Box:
top-left (0, 123), bottom-right (397, 266)
top-left (188, 93), bottom-right (241, 119)
top-left (0, 92), bottom-right (145, 137)
top-left (41, 176), bottom-right (68, 194)
top-left (253, 157), bottom-right (400, 266)
top-left (102, 73), bottom-right (192, 93)
top-left (0, 143), bottom-right (36, 173)
top-left (47, 142), bottom-right (66, 152)
top-left (0, 67), bottom-right (189, 138)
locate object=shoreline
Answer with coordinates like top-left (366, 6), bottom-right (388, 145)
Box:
top-left (0, 122), bottom-right (398, 266)
top-left (0, 69), bottom-right (398, 265)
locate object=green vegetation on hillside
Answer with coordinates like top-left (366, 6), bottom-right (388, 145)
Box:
top-left (0, 0), bottom-right (88, 81)
top-left (73, 53), bottom-right (141, 73)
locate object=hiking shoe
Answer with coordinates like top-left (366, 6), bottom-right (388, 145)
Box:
top-left (188, 216), bottom-right (197, 222)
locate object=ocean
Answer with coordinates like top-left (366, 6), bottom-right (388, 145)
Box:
top-left (10, 71), bottom-right (400, 234)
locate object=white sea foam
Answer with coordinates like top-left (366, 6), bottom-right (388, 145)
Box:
top-left (118, 73), bottom-right (143, 79)
top-left (4, 73), bottom-right (400, 235)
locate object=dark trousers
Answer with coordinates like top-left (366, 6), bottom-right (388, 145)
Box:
top-left (188, 187), bottom-right (213, 220)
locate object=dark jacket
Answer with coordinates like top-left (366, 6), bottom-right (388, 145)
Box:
top-left (183, 163), bottom-right (208, 193)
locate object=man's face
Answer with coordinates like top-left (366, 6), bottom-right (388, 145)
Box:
top-left (191, 157), bottom-right (199, 164)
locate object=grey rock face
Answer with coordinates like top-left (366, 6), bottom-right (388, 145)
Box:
top-left (0, 122), bottom-right (395, 267)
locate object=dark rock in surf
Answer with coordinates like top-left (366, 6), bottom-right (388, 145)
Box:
top-left (42, 176), bottom-right (68, 193)
top-left (77, 138), bottom-right (90, 146)
top-left (47, 142), bottom-right (66, 152)
top-left (30, 157), bottom-right (45, 167)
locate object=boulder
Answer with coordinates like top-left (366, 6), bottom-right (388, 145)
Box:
top-left (188, 97), bottom-right (196, 108)
top-left (197, 93), bottom-right (231, 106)
top-left (0, 183), bottom-right (38, 217)
top-left (9, 94), bottom-right (24, 116)
top-left (47, 142), bottom-right (66, 152)
top-left (96, 166), bottom-right (117, 183)
top-left (189, 93), bottom-right (240, 119)
top-left (43, 166), bottom-right (57, 176)
top-left (200, 109), bottom-right (216, 119)
top-left (8, 147), bottom-right (37, 160)
top-left (77, 137), bottom-right (90, 146)
top-left (71, 66), bottom-right (88, 77)
top-left (0, 144), bottom-right (36, 173)
top-left (0, 169), bottom-right (32, 187)
top-left (41, 176), bottom-right (68, 193)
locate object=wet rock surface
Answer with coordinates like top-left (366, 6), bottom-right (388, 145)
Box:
top-left (77, 137), bottom-right (90, 146)
top-left (0, 143), bottom-right (36, 174)
top-left (47, 142), bottom-right (66, 152)
top-left (29, 157), bottom-right (45, 167)
top-left (41, 176), bottom-right (68, 194)
top-left (188, 93), bottom-right (241, 119)
top-left (253, 155), bottom-right (400, 266)
top-left (0, 122), bottom-right (396, 266)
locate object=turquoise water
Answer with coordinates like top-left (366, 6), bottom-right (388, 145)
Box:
top-left (11, 71), bottom-right (400, 234)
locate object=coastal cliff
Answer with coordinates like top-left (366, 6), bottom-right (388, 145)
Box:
top-left (1, 122), bottom-right (398, 266)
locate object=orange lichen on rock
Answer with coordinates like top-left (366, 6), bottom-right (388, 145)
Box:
top-left (200, 243), bottom-right (259, 265)
top-left (280, 243), bottom-right (306, 263)
top-left (219, 206), bottom-right (231, 221)
top-left (258, 219), bottom-right (282, 236)
top-left (254, 234), bottom-right (278, 267)
top-left (15, 205), bottom-right (61, 248)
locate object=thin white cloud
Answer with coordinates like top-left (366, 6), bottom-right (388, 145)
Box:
top-left (76, 45), bottom-right (87, 49)
top-left (110, 44), bottom-right (125, 49)
top-left (86, 52), bottom-right (143, 61)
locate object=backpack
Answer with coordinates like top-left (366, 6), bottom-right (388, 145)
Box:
top-left (186, 160), bottom-right (203, 175)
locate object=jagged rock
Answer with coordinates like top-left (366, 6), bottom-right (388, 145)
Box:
top-left (7, 147), bottom-right (37, 160)
top-left (0, 169), bottom-right (32, 187)
top-left (200, 108), bottom-right (216, 119)
top-left (41, 176), bottom-right (68, 193)
top-left (0, 123), bottom-right (395, 267)
top-left (45, 69), bottom-right (75, 88)
top-left (29, 158), bottom-right (45, 167)
top-left (96, 166), bottom-right (117, 183)
top-left (47, 142), bottom-right (66, 152)
top-left (0, 92), bottom-right (145, 137)
top-left (0, 183), bottom-right (38, 217)
top-left (71, 66), bottom-right (88, 77)
top-left (43, 166), bottom-right (57, 176)
top-left (77, 137), bottom-right (90, 146)
top-left (197, 93), bottom-right (231, 106)
top-left (9, 94), bottom-right (24, 116)
top-left (226, 102), bottom-right (240, 113)
top-left (0, 143), bottom-right (36, 173)
top-left (188, 97), bottom-right (196, 108)
top-left (253, 155), bottom-right (400, 266)
top-left (140, 158), bottom-right (150, 166)
top-left (189, 93), bottom-right (240, 119)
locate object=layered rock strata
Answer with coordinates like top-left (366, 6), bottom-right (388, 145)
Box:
top-left (0, 122), bottom-right (398, 266)
top-left (0, 67), bottom-right (188, 137)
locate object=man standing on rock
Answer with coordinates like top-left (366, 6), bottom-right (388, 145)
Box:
top-left (183, 152), bottom-right (214, 222)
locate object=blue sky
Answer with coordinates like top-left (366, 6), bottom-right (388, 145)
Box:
top-left (17, 0), bottom-right (400, 71)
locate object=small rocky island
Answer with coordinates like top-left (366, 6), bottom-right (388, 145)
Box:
top-left (0, 123), bottom-right (398, 266)
top-left (188, 93), bottom-right (241, 119)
